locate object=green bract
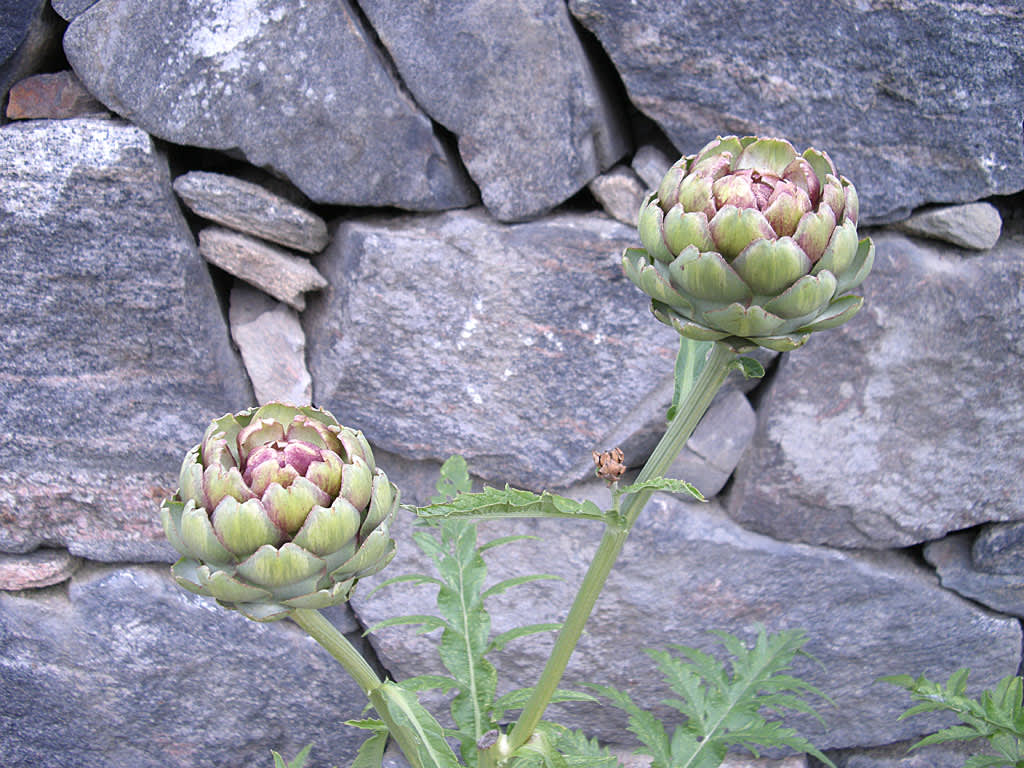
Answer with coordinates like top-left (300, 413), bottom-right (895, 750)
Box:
top-left (623, 135), bottom-right (874, 352)
top-left (160, 403), bottom-right (398, 622)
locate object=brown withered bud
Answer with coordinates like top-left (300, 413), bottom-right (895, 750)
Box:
top-left (592, 447), bottom-right (626, 484)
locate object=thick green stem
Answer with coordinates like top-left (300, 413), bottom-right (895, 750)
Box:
top-left (507, 341), bottom-right (736, 751)
top-left (289, 608), bottom-right (425, 768)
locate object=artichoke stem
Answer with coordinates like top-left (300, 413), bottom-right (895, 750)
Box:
top-left (507, 341), bottom-right (737, 752)
top-left (289, 608), bottom-right (426, 768)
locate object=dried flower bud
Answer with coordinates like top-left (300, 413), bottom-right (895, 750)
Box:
top-left (593, 447), bottom-right (626, 483)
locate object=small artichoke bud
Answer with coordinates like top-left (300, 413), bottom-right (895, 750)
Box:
top-left (593, 448), bottom-right (627, 484)
top-left (624, 135), bottom-right (873, 352)
top-left (160, 403), bottom-right (399, 622)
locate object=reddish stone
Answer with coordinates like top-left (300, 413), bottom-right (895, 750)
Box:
top-left (0, 549), bottom-right (80, 590)
top-left (5, 70), bottom-right (106, 120)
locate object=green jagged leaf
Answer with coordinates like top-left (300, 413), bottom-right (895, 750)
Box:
top-left (667, 337), bottom-right (714, 422)
top-left (481, 574), bottom-right (561, 600)
top-left (398, 674), bottom-right (461, 695)
top-left (883, 669), bottom-right (1024, 767)
top-left (509, 727), bottom-right (570, 768)
top-left (362, 614), bottom-right (449, 636)
top-left (417, 485), bottom-right (609, 522)
top-left (592, 626), bottom-right (836, 768)
top-left (618, 477), bottom-right (707, 503)
top-left (730, 356), bottom-right (765, 380)
top-left (348, 724), bottom-right (387, 768)
top-left (269, 743), bottom-right (312, 768)
top-left (493, 689), bottom-right (598, 722)
top-left (549, 728), bottom-right (624, 768)
top-left (487, 623), bottom-right (563, 654)
top-left (432, 455), bottom-right (474, 503)
top-left (372, 682), bottom-right (463, 768)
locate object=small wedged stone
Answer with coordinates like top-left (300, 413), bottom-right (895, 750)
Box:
top-left (925, 532), bottom-right (1024, 618)
top-left (588, 165), bottom-right (646, 226)
top-left (174, 171), bottom-right (328, 254)
top-left (0, 549), bottom-right (80, 590)
top-left (973, 522), bottom-right (1024, 574)
top-left (198, 227), bottom-right (327, 311)
top-left (895, 202), bottom-right (1002, 250)
top-left (631, 144), bottom-right (674, 191)
top-left (50, 0), bottom-right (98, 20)
top-left (229, 283), bottom-right (312, 406)
top-left (5, 70), bottom-right (107, 119)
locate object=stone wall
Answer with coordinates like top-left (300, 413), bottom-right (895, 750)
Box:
top-left (2, 2), bottom-right (1023, 767)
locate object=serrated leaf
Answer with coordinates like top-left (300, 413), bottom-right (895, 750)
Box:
top-left (432, 455), bottom-right (473, 503)
top-left (365, 573), bottom-right (444, 599)
top-left (618, 477), bottom-right (706, 502)
top-left (962, 755), bottom-right (1018, 768)
top-left (478, 534), bottom-right (540, 553)
top-left (587, 683), bottom-right (672, 767)
top-left (482, 574), bottom-right (561, 600)
top-left (372, 681), bottom-right (462, 768)
top-left (511, 728), bottom-right (570, 768)
top-left (270, 743), bottom-right (312, 768)
top-left (363, 614), bottom-right (449, 636)
top-left (350, 730), bottom-right (388, 768)
top-left (493, 688), bottom-right (598, 721)
top-left (418, 486), bottom-right (609, 522)
top-left (730, 356), bottom-right (765, 379)
top-left (487, 623), bottom-right (563, 654)
top-left (398, 674), bottom-right (460, 695)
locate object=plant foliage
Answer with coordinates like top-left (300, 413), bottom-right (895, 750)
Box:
top-left (368, 456), bottom-right (595, 767)
top-left (590, 626), bottom-right (835, 768)
top-left (881, 669), bottom-right (1024, 767)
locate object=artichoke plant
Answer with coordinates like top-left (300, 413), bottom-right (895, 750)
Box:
top-left (623, 135), bottom-right (873, 351)
top-left (160, 403), bottom-right (398, 621)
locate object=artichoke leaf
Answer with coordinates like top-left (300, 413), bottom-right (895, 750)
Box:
top-left (796, 295), bottom-right (864, 333)
top-left (703, 303), bottom-right (786, 338)
top-left (763, 270), bottom-right (838, 320)
top-left (179, 499), bottom-right (236, 565)
top-left (835, 237), bottom-right (875, 295)
top-left (669, 250), bottom-right (752, 303)
top-left (197, 565), bottom-right (274, 603)
top-left (732, 237), bottom-right (811, 296)
top-left (236, 542), bottom-right (325, 589)
top-left (292, 497), bottom-right (361, 556)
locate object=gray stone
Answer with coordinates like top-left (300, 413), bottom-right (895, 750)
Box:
top-left (896, 202), bottom-right (1003, 251)
top-left (50, 0), bottom-right (97, 20)
top-left (357, 0), bottom-right (629, 221)
top-left (728, 229), bottom-right (1024, 548)
top-left (174, 171), bottom-right (328, 254)
top-left (5, 70), bottom-right (107, 119)
top-left (0, 118), bottom-right (251, 562)
top-left (0, 550), bottom-right (80, 590)
top-left (825, 739), bottom-right (980, 768)
top-left (198, 227), bottom-right (327, 311)
top-left (352, 491), bottom-right (1021, 750)
top-left (0, 564), bottom-right (371, 767)
top-left (631, 144), bottom-right (674, 191)
top-left (588, 165), bottom-right (646, 226)
top-left (229, 283), bottom-right (312, 406)
top-left (973, 522), bottom-right (1024, 575)
top-left (924, 533), bottom-right (1024, 619)
top-left (613, 751), bottom-right (807, 768)
top-left (568, 0), bottom-right (1024, 224)
top-left (667, 388), bottom-right (756, 499)
top-left (304, 208), bottom-right (681, 490)
top-left (63, 0), bottom-right (477, 209)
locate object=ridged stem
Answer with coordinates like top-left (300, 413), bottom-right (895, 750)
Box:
top-left (506, 341), bottom-right (736, 752)
top-left (289, 608), bottom-right (425, 768)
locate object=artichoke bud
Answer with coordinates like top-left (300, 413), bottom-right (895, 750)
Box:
top-left (624, 135), bottom-right (874, 352)
top-left (161, 403), bottom-right (399, 621)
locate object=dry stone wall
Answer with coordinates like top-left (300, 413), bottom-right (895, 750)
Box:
top-left (2, 2), bottom-right (1023, 767)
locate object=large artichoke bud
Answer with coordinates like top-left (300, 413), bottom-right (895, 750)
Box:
top-left (160, 403), bottom-right (398, 621)
top-left (623, 135), bottom-right (873, 352)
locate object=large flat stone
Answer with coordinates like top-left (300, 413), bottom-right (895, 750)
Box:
top-left (0, 118), bottom-right (252, 562)
top-left (568, 0), bottom-right (1024, 224)
top-left (63, 0), bottom-right (477, 209)
top-left (728, 229), bottom-right (1024, 548)
top-left (0, 564), bottom-right (370, 767)
top-left (352, 488), bottom-right (1020, 750)
top-left (304, 208), bottom-right (680, 490)
top-left (359, 0), bottom-right (629, 221)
